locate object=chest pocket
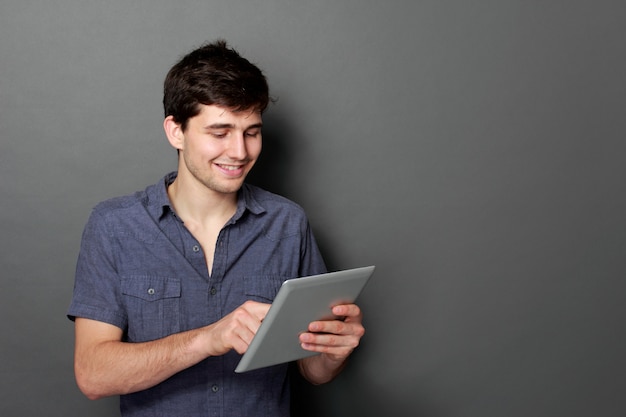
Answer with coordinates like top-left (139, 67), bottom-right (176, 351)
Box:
top-left (243, 275), bottom-right (287, 303)
top-left (121, 276), bottom-right (181, 342)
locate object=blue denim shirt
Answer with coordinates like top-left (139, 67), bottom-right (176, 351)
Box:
top-left (68, 172), bottom-right (327, 417)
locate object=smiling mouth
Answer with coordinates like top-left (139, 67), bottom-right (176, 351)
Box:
top-left (214, 162), bottom-right (249, 177)
top-left (216, 164), bottom-right (243, 171)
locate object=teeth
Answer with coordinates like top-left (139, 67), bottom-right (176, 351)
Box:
top-left (218, 164), bottom-right (241, 171)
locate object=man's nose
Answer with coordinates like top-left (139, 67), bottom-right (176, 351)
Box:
top-left (227, 133), bottom-right (247, 159)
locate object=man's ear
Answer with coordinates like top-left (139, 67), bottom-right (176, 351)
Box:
top-left (163, 116), bottom-right (184, 150)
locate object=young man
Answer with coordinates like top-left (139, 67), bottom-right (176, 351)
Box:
top-left (67, 40), bottom-right (365, 416)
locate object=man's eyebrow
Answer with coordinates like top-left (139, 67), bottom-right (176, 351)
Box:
top-left (206, 123), bottom-right (234, 130)
top-left (205, 123), bottom-right (263, 130)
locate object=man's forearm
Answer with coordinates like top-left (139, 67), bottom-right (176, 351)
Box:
top-left (75, 325), bottom-right (210, 399)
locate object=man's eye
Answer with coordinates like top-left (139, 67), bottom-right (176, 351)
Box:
top-left (212, 132), bottom-right (227, 139)
top-left (245, 130), bottom-right (260, 138)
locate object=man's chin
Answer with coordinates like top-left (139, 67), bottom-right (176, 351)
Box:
top-left (211, 179), bottom-right (246, 195)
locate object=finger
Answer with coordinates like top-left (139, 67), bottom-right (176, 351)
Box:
top-left (331, 303), bottom-right (361, 318)
top-left (241, 300), bottom-right (271, 321)
top-left (312, 315), bottom-right (365, 333)
top-left (230, 329), bottom-right (255, 354)
top-left (215, 302), bottom-right (270, 354)
top-left (223, 321), bottom-right (259, 354)
top-left (299, 332), bottom-right (360, 355)
top-left (236, 302), bottom-right (271, 347)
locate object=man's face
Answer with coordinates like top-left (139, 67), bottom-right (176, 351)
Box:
top-left (176, 104), bottom-right (263, 196)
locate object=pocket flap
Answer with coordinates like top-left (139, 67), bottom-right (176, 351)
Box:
top-left (121, 276), bottom-right (181, 301)
top-left (243, 275), bottom-right (287, 302)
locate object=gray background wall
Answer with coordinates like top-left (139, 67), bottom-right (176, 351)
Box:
top-left (1, 1), bottom-right (625, 416)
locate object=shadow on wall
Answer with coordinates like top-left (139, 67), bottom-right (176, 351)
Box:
top-left (246, 111), bottom-right (339, 270)
top-left (245, 111), bottom-right (294, 198)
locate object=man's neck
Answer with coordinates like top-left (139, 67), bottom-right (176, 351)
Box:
top-left (166, 175), bottom-right (238, 228)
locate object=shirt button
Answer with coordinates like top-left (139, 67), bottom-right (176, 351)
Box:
top-left (192, 245), bottom-right (200, 252)
top-left (210, 287), bottom-right (217, 295)
top-left (211, 385), bottom-right (219, 393)
top-left (147, 288), bottom-right (155, 295)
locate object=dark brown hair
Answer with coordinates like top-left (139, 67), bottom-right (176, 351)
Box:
top-left (163, 40), bottom-right (270, 131)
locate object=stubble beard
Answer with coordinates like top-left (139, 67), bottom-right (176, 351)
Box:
top-left (183, 152), bottom-right (250, 196)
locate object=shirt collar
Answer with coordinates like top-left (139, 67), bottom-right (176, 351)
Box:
top-left (145, 172), bottom-right (266, 222)
top-left (143, 171), bottom-right (177, 221)
top-left (235, 183), bottom-right (266, 219)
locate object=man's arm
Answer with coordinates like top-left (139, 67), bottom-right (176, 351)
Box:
top-left (74, 301), bottom-right (270, 400)
top-left (297, 303), bottom-right (365, 385)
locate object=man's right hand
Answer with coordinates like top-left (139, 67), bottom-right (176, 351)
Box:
top-left (205, 300), bottom-right (270, 356)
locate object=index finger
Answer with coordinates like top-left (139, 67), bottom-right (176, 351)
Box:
top-left (241, 300), bottom-right (271, 321)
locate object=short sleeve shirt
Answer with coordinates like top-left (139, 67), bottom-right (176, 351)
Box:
top-left (68, 172), bottom-right (327, 417)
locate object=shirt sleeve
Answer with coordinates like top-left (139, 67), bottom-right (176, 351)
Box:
top-left (67, 207), bottom-right (127, 330)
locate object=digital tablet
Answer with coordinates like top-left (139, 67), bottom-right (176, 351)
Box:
top-left (234, 265), bottom-right (375, 373)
